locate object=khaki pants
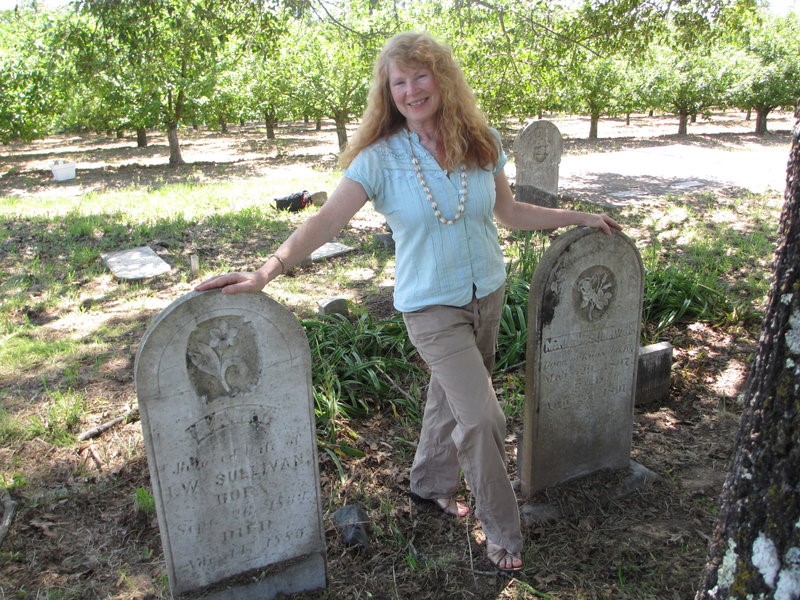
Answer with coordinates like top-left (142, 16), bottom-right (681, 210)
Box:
top-left (403, 285), bottom-right (522, 554)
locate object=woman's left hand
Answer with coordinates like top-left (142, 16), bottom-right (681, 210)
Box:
top-left (583, 213), bottom-right (622, 235)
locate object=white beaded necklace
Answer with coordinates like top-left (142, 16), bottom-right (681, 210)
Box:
top-left (406, 129), bottom-right (467, 225)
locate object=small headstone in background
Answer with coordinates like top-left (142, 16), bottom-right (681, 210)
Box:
top-left (309, 191), bottom-right (328, 206)
top-left (135, 290), bottom-right (327, 599)
top-left (318, 297), bottom-right (350, 317)
top-left (101, 246), bottom-right (171, 280)
top-left (513, 120), bottom-right (563, 208)
top-left (636, 342), bottom-right (673, 407)
top-left (373, 232), bottom-right (395, 251)
top-left (520, 228), bottom-right (644, 497)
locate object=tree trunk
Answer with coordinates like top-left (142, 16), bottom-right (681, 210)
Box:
top-left (695, 106), bottom-right (800, 599)
top-left (220, 118), bottom-right (228, 133)
top-left (746, 108), bottom-right (752, 121)
top-left (136, 128), bottom-right (148, 148)
top-left (167, 123), bottom-right (185, 166)
top-left (755, 108), bottom-right (770, 135)
top-left (626, 113), bottom-right (631, 126)
top-left (315, 118), bottom-right (322, 131)
top-left (678, 110), bottom-right (689, 135)
top-left (334, 113), bottom-right (348, 150)
top-left (264, 110), bottom-right (276, 140)
top-left (589, 114), bottom-right (599, 140)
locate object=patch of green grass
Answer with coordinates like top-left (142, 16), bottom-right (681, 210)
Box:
top-left (134, 487), bottom-right (156, 515)
top-left (0, 407), bottom-right (27, 444)
top-left (0, 333), bottom-right (82, 378)
top-left (37, 388), bottom-right (86, 446)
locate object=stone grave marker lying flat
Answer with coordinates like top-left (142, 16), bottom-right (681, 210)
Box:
top-left (101, 246), bottom-right (171, 280)
top-left (134, 290), bottom-right (327, 600)
top-left (521, 228), bottom-right (644, 497)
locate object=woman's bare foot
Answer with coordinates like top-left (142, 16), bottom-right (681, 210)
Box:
top-left (433, 497), bottom-right (469, 518)
top-left (487, 541), bottom-right (523, 573)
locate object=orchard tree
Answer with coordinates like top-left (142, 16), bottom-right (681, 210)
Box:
top-left (645, 42), bottom-right (733, 135)
top-left (59, 11), bottom-right (162, 145)
top-left (695, 107), bottom-right (800, 598)
top-left (237, 29), bottom-right (298, 139)
top-left (294, 19), bottom-right (374, 150)
top-left (441, 0), bottom-right (571, 122)
top-left (79, 0), bottom-right (285, 165)
top-left (0, 7), bottom-right (62, 142)
top-left (566, 54), bottom-right (622, 138)
top-left (728, 12), bottom-right (800, 134)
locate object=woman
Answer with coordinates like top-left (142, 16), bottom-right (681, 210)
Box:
top-left (197, 31), bottom-right (621, 573)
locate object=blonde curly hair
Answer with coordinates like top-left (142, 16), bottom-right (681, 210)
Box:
top-left (339, 32), bottom-right (500, 173)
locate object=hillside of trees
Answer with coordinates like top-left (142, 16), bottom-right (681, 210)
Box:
top-left (1, 0), bottom-right (798, 164)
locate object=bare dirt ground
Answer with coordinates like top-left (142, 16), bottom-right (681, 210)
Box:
top-left (0, 110), bottom-right (795, 599)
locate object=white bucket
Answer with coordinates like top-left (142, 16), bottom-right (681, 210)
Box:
top-left (51, 161), bottom-right (76, 182)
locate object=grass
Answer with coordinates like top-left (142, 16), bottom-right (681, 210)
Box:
top-left (0, 178), bottom-right (780, 449)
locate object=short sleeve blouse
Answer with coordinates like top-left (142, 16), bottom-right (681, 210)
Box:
top-left (344, 129), bottom-right (507, 313)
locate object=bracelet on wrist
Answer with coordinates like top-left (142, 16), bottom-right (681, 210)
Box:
top-left (269, 254), bottom-right (286, 274)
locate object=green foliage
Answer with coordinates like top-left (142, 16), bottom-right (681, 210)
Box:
top-left (495, 232), bottom-right (545, 372)
top-left (0, 8), bottom-right (65, 142)
top-left (134, 487), bottom-right (156, 515)
top-left (303, 313), bottom-right (423, 443)
top-left (726, 12), bottom-right (800, 132)
top-left (1, 471), bottom-right (27, 491)
top-left (4, 0), bottom-right (793, 141)
top-left (643, 264), bottom-right (740, 338)
top-left (0, 407), bottom-right (26, 445)
top-left (643, 41), bottom-right (738, 133)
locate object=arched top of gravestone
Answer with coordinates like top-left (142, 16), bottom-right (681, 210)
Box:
top-left (529, 227), bottom-right (643, 335)
top-left (513, 120), bottom-right (564, 167)
top-left (135, 290), bottom-right (310, 407)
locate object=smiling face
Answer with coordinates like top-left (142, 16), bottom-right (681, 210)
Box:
top-left (387, 61), bottom-right (442, 132)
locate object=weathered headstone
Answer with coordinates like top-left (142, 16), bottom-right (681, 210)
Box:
top-left (636, 342), bottom-right (673, 407)
top-left (520, 228), bottom-right (643, 497)
top-left (134, 290), bottom-right (327, 599)
top-left (513, 120), bottom-right (564, 208)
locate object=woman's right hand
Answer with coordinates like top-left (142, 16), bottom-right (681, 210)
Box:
top-left (194, 270), bottom-right (269, 295)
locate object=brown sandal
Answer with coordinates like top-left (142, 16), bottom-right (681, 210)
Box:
top-left (487, 542), bottom-right (523, 573)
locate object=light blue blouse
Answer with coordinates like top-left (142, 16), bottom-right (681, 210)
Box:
top-left (344, 128), bottom-right (507, 313)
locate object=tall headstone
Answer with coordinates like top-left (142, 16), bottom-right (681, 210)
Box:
top-left (520, 228), bottom-right (643, 497)
top-left (513, 120), bottom-right (564, 208)
top-left (134, 291), bottom-right (327, 599)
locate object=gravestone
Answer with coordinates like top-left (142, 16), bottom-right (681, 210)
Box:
top-left (102, 246), bottom-right (171, 280)
top-left (520, 228), bottom-right (643, 497)
top-left (636, 342), bottom-right (673, 407)
top-left (134, 290), bottom-right (327, 599)
top-left (513, 120), bottom-right (563, 208)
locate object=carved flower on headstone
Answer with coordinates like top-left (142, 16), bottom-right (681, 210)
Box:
top-left (186, 316), bottom-right (259, 401)
top-left (575, 267), bottom-right (615, 321)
